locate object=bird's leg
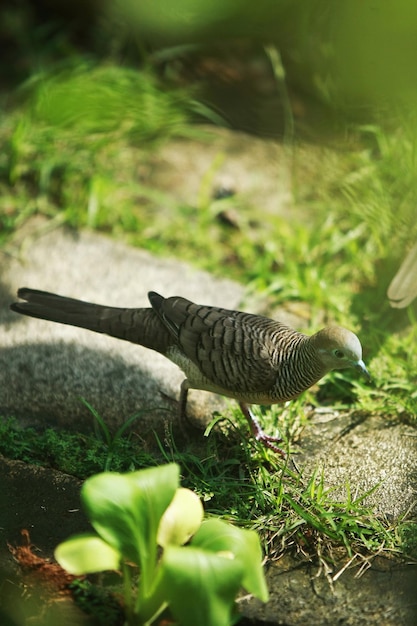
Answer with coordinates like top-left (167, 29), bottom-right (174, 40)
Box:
top-left (178, 379), bottom-right (200, 434)
top-left (239, 402), bottom-right (286, 457)
top-left (179, 379), bottom-right (190, 420)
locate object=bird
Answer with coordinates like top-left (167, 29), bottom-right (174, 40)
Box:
top-left (387, 242), bottom-right (417, 308)
top-left (10, 288), bottom-right (370, 456)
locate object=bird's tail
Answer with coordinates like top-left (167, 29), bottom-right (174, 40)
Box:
top-left (10, 288), bottom-right (172, 354)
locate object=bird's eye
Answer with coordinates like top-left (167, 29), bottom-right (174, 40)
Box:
top-left (334, 349), bottom-right (345, 358)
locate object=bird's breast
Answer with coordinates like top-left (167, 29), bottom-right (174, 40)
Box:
top-left (165, 345), bottom-right (305, 404)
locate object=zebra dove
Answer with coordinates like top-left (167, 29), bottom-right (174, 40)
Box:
top-left (10, 288), bottom-right (369, 455)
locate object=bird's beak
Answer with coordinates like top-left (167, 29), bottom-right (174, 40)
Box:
top-left (355, 359), bottom-right (371, 381)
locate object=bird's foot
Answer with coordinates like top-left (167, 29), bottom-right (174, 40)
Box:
top-left (252, 426), bottom-right (286, 458)
top-left (239, 402), bottom-right (286, 458)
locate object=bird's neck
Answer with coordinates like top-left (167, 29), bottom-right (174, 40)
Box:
top-left (269, 334), bottom-right (328, 402)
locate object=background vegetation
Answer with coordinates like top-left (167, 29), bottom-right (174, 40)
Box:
top-left (1, 0), bottom-right (417, 593)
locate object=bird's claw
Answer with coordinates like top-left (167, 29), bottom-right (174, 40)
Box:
top-left (239, 402), bottom-right (286, 457)
top-left (252, 426), bottom-right (286, 457)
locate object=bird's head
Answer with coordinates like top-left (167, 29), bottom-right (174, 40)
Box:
top-left (311, 326), bottom-right (370, 379)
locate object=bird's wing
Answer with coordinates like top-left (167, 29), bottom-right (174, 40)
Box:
top-left (149, 292), bottom-right (284, 393)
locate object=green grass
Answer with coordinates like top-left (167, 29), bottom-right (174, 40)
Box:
top-left (2, 55), bottom-right (417, 577)
top-left (0, 417), bottom-right (156, 476)
top-left (2, 408), bottom-right (416, 574)
top-left (0, 61), bottom-right (214, 245)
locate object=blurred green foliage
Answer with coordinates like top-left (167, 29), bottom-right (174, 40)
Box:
top-left (0, 62), bottom-right (212, 242)
top-left (109, 0), bottom-right (417, 110)
top-left (3, 0), bottom-right (417, 112)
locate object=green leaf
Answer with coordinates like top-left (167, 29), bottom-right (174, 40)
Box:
top-left (157, 487), bottom-right (204, 547)
top-left (81, 464), bottom-right (179, 572)
top-left (161, 546), bottom-right (244, 626)
top-left (192, 519), bottom-right (269, 602)
top-left (54, 533), bottom-right (121, 574)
